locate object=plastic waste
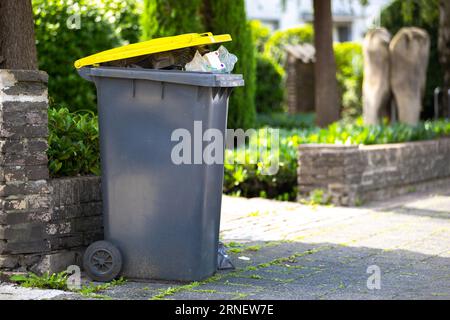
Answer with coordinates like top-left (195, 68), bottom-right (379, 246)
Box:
top-left (217, 242), bottom-right (235, 270)
top-left (104, 47), bottom-right (198, 70)
top-left (184, 51), bottom-right (210, 72)
top-left (203, 51), bottom-right (226, 72)
top-left (185, 46), bottom-right (237, 73)
top-left (217, 45), bottom-right (238, 73)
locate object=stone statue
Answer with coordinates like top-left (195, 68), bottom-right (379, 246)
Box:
top-left (362, 28), bottom-right (392, 125)
top-left (390, 27), bottom-right (430, 125)
top-left (362, 27), bottom-right (430, 126)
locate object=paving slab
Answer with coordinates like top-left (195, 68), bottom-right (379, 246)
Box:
top-left (1, 188), bottom-right (450, 300)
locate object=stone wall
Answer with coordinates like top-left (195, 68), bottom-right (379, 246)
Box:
top-left (298, 138), bottom-right (450, 206)
top-left (0, 70), bottom-right (103, 273)
top-left (45, 177), bottom-right (103, 272)
top-left (0, 70), bottom-right (53, 272)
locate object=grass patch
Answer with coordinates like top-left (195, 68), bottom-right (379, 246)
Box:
top-left (225, 242), bottom-right (262, 254)
top-left (10, 272), bottom-right (69, 290)
top-left (225, 242), bottom-right (244, 248)
top-left (232, 292), bottom-right (249, 300)
top-left (245, 245), bottom-right (262, 252)
top-left (9, 271), bottom-right (126, 299)
top-left (77, 276), bottom-right (127, 298)
top-left (148, 245), bottom-right (332, 300)
top-left (189, 289), bottom-right (218, 294)
top-left (150, 282), bottom-right (201, 300)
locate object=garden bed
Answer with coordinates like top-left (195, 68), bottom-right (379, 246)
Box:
top-left (298, 138), bottom-right (450, 206)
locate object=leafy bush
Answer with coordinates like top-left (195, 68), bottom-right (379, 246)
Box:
top-left (33, 0), bottom-right (141, 112)
top-left (264, 25), bottom-right (314, 66)
top-left (255, 53), bottom-right (285, 114)
top-left (334, 42), bottom-right (364, 120)
top-left (381, 0), bottom-right (441, 119)
top-left (48, 108), bottom-right (100, 177)
top-left (224, 129), bottom-right (300, 201)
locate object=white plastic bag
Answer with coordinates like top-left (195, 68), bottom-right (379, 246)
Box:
top-left (184, 46), bottom-right (238, 73)
top-left (184, 51), bottom-right (209, 72)
top-left (217, 46), bottom-right (238, 73)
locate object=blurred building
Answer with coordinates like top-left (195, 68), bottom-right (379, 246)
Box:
top-left (245, 0), bottom-right (392, 42)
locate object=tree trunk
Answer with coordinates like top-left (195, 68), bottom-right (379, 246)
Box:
top-left (439, 0), bottom-right (450, 118)
top-left (0, 0), bottom-right (38, 69)
top-left (313, 0), bottom-right (340, 127)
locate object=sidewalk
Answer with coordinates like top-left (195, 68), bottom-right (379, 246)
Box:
top-left (1, 189), bottom-right (449, 300)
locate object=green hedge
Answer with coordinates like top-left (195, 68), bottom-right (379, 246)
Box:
top-left (33, 0), bottom-right (141, 112)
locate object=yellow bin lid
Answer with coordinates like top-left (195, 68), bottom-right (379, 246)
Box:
top-left (74, 32), bottom-right (232, 69)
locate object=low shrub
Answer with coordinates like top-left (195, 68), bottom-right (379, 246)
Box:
top-left (305, 118), bottom-right (450, 145)
top-left (224, 129), bottom-right (301, 201)
top-left (48, 107), bottom-right (100, 177)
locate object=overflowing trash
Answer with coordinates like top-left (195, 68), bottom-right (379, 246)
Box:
top-left (102, 45), bottom-right (237, 73)
top-left (75, 32), bottom-right (238, 75)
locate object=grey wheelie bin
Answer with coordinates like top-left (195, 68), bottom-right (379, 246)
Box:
top-left (75, 33), bottom-right (244, 282)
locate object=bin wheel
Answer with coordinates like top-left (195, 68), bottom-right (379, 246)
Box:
top-left (83, 241), bottom-right (122, 282)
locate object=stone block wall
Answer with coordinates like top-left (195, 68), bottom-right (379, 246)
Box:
top-left (298, 139), bottom-right (450, 206)
top-left (0, 70), bottom-right (53, 272)
top-left (0, 70), bottom-right (103, 273)
top-left (45, 177), bottom-right (103, 272)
